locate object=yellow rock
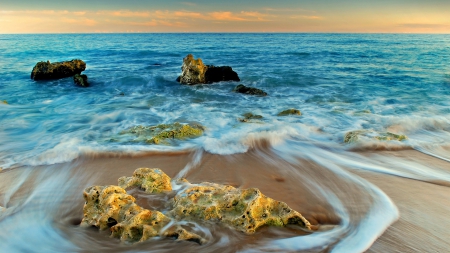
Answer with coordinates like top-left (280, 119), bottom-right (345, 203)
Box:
top-left (81, 185), bottom-right (205, 244)
top-left (178, 54), bottom-right (208, 85)
top-left (168, 181), bottom-right (311, 234)
top-left (118, 168), bottom-right (172, 193)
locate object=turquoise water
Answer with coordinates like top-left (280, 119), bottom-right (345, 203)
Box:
top-left (1, 34), bottom-right (450, 166)
top-left (1, 33), bottom-right (450, 252)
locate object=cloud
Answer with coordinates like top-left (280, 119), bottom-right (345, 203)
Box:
top-left (399, 23), bottom-right (450, 29)
top-left (290, 15), bottom-right (323, 20)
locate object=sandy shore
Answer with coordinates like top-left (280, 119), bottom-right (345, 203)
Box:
top-left (1, 148), bottom-right (449, 252)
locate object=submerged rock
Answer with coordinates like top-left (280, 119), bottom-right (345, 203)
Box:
top-left (31, 59), bottom-right (86, 80)
top-left (233, 84), bottom-right (267, 96)
top-left (177, 54), bottom-right (240, 85)
top-left (81, 185), bottom-right (206, 244)
top-left (74, 74), bottom-right (89, 87)
top-left (344, 130), bottom-right (407, 143)
top-left (169, 181), bottom-right (311, 234)
top-left (238, 112), bottom-right (263, 123)
top-left (120, 122), bottom-right (204, 145)
top-left (277, 109), bottom-right (301, 116)
top-left (118, 168), bottom-right (172, 193)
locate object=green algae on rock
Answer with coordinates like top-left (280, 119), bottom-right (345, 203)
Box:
top-left (31, 59), bottom-right (86, 80)
top-left (118, 168), bottom-right (172, 193)
top-left (81, 185), bottom-right (206, 244)
top-left (120, 122), bottom-right (204, 145)
top-left (238, 112), bottom-right (264, 123)
top-left (344, 130), bottom-right (407, 144)
top-left (277, 109), bottom-right (301, 116)
top-left (168, 181), bottom-right (311, 234)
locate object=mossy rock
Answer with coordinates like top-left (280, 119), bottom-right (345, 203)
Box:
top-left (118, 168), bottom-right (172, 193)
top-left (120, 122), bottom-right (204, 145)
top-left (277, 109), bottom-right (301, 116)
top-left (168, 181), bottom-right (311, 234)
top-left (344, 130), bottom-right (407, 144)
top-left (238, 112), bottom-right (263, 123)
top-left (81, 185), bottom-right (206, 244)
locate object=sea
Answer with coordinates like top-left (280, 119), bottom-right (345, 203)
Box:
top-left (0, 33), bottom-right (450, 252)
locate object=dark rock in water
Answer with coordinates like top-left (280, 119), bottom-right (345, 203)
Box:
top-left (277, 109), bottom-right (301, 116)
top-left (31, 59), bottom-right (86, 80)
top-left (238, 112), bottom-right (263, 123)
top-left (73, 74), bottom-right (89, 87)
top-left (205, 65), bottom-right (240, 83)
top-left (233, 84), bottom-right (267, 96)
top-left (177, 54), bottom-right (240, 85)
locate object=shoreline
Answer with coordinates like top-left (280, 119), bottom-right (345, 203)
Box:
top-left (1, 148), bottom-right (449, 252)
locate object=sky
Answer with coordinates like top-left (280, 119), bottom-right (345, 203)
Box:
top-left (1, 0), bottom-right (449, 33)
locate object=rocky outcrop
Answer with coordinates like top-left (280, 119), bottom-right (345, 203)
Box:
top-left (169, 181), bottom-right (311, 234)
top-left (233, 84), bottom-right (267, 96)
top-left (277, 109), bottom-right (301, 116)
top-left (118, 168), bottom-right (172, 193)
top-left (344, 130), bottom-right (407, 143)
top-left (81, 185), bottom-right (206, 244)
top-left (204, 65), bottom-right (240, 83)
top-left (31, 59), bottom-right (86, 80)
top-left (238, 112), bottom-right (263, 123)
top-left (74, 74), bottom-right (89, 87)
top-left (177, 54), bottom-right (240, 85)
top-left (119, 122), bottom-right (204, 145)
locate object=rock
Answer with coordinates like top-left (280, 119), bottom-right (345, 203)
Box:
top-left (31, 59), bottom-right (86, 80)
top-left (178, 54), bottom-right (240, 85)
top-left (233, 84), bottom-right (267, 96)
top-left (238, 112), bottom-right (263, 123)
top-left (81, 185), bottom-right (206, 244)
top-left (1, 100), bottom-right (7, 104)
top-left (344, 130), bottom-right (407, 143)
top-left (205, 65), bottom-right (240, 83)
top-left (168, 181), bottom-right (311, 234)
top-left (119, 122), bottom-right (204, 145)
top-left (118, 168), bottom-right (172, 193)
top-left (74, 74), bottom-right (89, 87)
top-left (178, 54), bottom-right (208, 85)
top-left (277, 109), bottom-right (301, 116)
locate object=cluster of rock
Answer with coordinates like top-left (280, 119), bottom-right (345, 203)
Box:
top-left (81, 168), bottom-right (311, 245)
top-left (119, 122), bottom-right (204, 145)
top-left (177, 54), bottom-right (240, 85)
top-left (344, 130), bottom-right (407, 144)
top-left (31, 59), bottom-right (89, 87)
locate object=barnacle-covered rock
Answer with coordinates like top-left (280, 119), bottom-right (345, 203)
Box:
top-left (31, 59), bottom-right (86, 80)
top-left (118, 168), bottom-right (172, 193)
top-left (119, 122), bottom-right (204, 145)
top-left (168, 182), bottom-right (311, 234)
top-left (277, 109), bottom-right (301, 116)
top-left (344, 130), bottom-right (407, 144)
top-left (81, 185), bottom-right (205, 244)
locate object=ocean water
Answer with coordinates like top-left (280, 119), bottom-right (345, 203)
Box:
top-left (1, 33), bottom-right (450, 252)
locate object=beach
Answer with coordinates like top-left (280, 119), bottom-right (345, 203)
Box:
top-left (1, 33), bottom-right (450, 252)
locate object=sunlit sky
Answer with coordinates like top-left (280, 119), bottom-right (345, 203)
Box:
top-left (1, 0), bottom-right (449, 33)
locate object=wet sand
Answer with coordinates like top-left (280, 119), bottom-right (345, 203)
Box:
top-left (1, 148), bottom-right (449, 252)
